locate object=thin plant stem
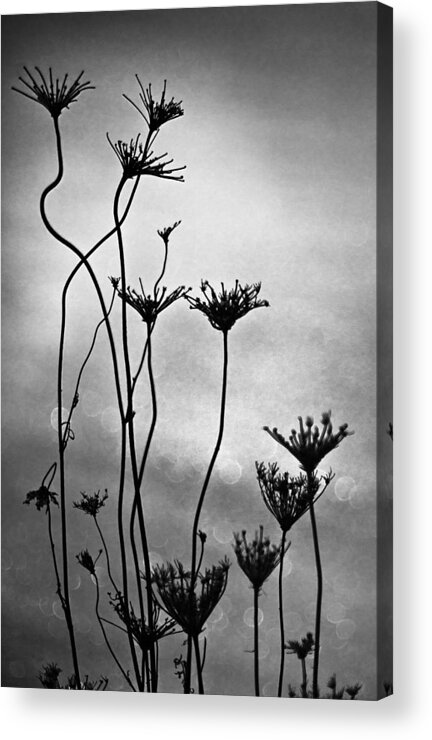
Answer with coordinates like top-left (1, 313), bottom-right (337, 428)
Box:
top-left (185, 329), bottom-right (229, 693)
top-left (277, 529), bottom-right (287, 698)
top-left (301, 658), bottom-right (308, 698)
top-left (308, 472), bottom-right (323, 699)
top-left (193, 634), bottom-right (204, 695)
top-left (113, 180), bottom-right (157, 692)
top-left (47, 504), bottom-right (64, 607)
top-left (94, 517), bottom-right (118, 594)
top-left (94, 574), bottom-right (136, 691)
top-left (254, 586), bottom-right (260, 697)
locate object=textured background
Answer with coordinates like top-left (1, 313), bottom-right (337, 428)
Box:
top-left (1, 3), bottom-right (388, 697)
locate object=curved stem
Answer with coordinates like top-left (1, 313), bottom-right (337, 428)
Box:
top-left (184, 329), bottom-right (229, 693)
top-left (113, 182), bottom-right (157, 691)
top-left (308, 471), bottom-right (323, 699)
top-left (41, 117), bottom-right (143, 689)
top-left (254, 586), bottom-right (260, 697)
top-left (277, 529), bottom-right (287, 698)
top-left (94, 575), bottom-right (136, 691)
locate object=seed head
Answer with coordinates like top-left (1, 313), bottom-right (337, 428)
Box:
top-left (232, 526), bottom-right (288, 591)
top-left (123, 77), bottom-right (184, 132)
top-left (110, 277), bottom-right (190, 326)
top-left (23, 485), bottom-right (58, 513)
top-left (264, 411), bottom-right (353, 473)
top-left (12, 67), bottom-right (94, 119)
top-left (186, 280), bottom-right (269, 333)
top-left (73, 489), bottom-right (108, 518)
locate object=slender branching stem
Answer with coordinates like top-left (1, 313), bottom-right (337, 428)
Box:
top-left (94, 574), bottom-right (136, 691)
top-left (185, 329), bottom-right (229, 693)
top-left (254, 586), bottom-right (260, 697)
top-left (308, 472), bottom-right (323, 699)
top-left (113, 180), bottom-right (157, 691)
top-left (277, 529), bottom-right (287, 698)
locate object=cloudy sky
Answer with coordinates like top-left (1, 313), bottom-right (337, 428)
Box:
top-left (2, 3), bottom-right (391, 698)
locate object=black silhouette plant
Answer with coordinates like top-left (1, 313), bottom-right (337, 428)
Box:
top-left (264, 411), bottom-right (353, 698)
top-left (233, 527), bottom-right (288, 696)
top-left (264, 411), bottom-right (353, 475)
top-left (13, 64), bottom-right (365, 700)
top-left (106, 134), bottom-right (186, 181)
top-left (153, 558), bottom-right (230, 694)
top-left (186, 280), bottom-right (269, 333)
top-left (286, 632), bottom-right (315, 698)
top-left (12, 67), bottom-right (94, 119)
top-left (111, 278), bottom-right (190, 326)
top-left (255, 462), bottom-right (333, 697)
top-left (182, 280), bottom-right (269, 693)
top-left (123, 77), bottom-right (184, 132)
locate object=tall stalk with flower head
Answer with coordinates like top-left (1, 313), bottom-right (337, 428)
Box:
top-left (182, 281), bottom-right (269, 692)
top-left (255, 463), bottom-right (333, 696)
top-left (233, 526), bottom-right (287, 696)
top-left (264, 411), bottom-right (353, 697)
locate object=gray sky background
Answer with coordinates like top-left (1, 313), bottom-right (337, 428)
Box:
top-left (1, 3), bottom-right (386, 697)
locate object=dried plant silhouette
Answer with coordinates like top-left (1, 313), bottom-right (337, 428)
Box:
top-left (13, 67), bottom-right (364, 698)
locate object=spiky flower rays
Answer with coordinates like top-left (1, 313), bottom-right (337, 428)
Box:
top-left (123, 77), bottom-right (184, 133)
top-left (186, 280), bottom-right (269, 333)
top-left (110, 278), bottom-right (191, 326)
top-left (233, 526), bottom-right (288, 592)
top-left (106, 133), bottom-right (186, 182)
top-left (264, 411), bottom-right (353, 474)
top-left (152, 559), bottom-right (230, 637)
top-left (12, 67), bottom-right (94, 119)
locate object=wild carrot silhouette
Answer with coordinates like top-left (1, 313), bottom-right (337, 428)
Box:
top-left (182, 280), bottom-right (269, 692)
top-left (255, 462), bottom-right (333, 697)
top-left (286, 632), bottom-right (315, 698)
top-left (264, 411), bottom-right (353, 697)
top-left (233, 526), bottom-right (287, 696)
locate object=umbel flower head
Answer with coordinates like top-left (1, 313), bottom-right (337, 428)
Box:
top-left (264, 411), bottom-right (353, 474)
top-left (110, 276), bottom-right (190, 326)
top-left (73, 489), bottom-right (108, 518)
top-left (123, 77), bottom-right (184, 132)
top-left (110, 592), bottom-right (176, 651)
top-left (106, 133), bottom-right (186, 181)
top-left (186, 280), bottom-right (269, 333)
top-left (76, 548), bottom-right (101, 577)
top-left (158, 220), bottom-right (181, 246)
top-left (23, 485), bottom-right (58, 513)
top-left (286, 632), bottom-right (315, 660)
top-left (12, 67), bottom-right (94, 119)
top-left (233, 526), bottom-right (289, 591)
top-left (255, 462), bottom-right (334, 533)
top-left (38, 662), bottom-right (62, 689)
top-left (152, 558), bottom-right (230, 637)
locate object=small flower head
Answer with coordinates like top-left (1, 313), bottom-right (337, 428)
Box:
top-left (256, 462), bottom-right (334, 531)
top-left (264, 411), bottom-right (354, 473)
top-left (186, 280), bottom-right (269, 333)
top-left (110, 593), bottom-right (176, 650)
top-left (157, 220), bottom-right (181, 246)
top-left (346, 682), bottom-right (362, 699)
top-left (12, 67), bottom-right (94, 119)
top-left (111, 277), bottom-right (190, 326)
top-left (233, 526), bottom-right (288, 591)
top-left (38, 662), bottom-right (62, 689)
top-left (73, 489), bottom-right (108, 518)
top-left (286, 632), bottom-right (315, 660)
top-left (106, 133), bottom-right (185, 181)
top-left (76, 548), bottom-right (101, 576)
top-left (23, 485), bottom-right (58, 512)
top-left (152, 558), bottom-right (230, 637)
top-left (123, 77), bottom-right (184, 132)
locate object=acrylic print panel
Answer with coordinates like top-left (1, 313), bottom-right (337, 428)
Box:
top-left (1, 2), bottom-right (393, 699)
